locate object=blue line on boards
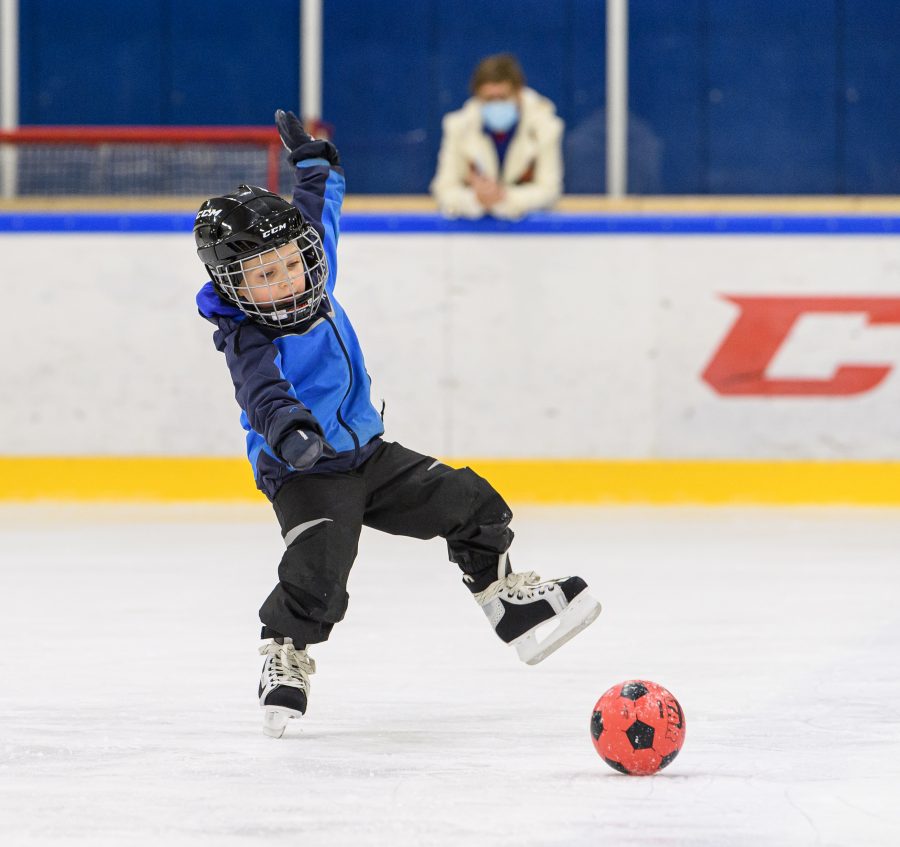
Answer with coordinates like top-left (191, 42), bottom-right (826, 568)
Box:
top-left (1, 213), bottom-right (899, 235)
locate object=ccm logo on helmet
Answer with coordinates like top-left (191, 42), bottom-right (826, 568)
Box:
top-left (261, 222), bottom-right (288, 238)
top-left (196, 208), bottom-right (222, 220)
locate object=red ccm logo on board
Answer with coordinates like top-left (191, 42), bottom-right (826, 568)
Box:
top-left (702, 296), bottom-right (900, 396)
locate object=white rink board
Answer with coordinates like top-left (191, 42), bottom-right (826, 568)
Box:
top-left (2, 232), bottom-right (899, 458)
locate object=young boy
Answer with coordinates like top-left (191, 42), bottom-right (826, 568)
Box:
top-left (194, 110), bottom-right (601, 738)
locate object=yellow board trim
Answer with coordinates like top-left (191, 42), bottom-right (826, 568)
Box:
top-left (1, 457), bottom-right (899, 505)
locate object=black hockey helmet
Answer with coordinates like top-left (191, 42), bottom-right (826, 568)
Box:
top-left (194, 185), bottom-right (327, 328)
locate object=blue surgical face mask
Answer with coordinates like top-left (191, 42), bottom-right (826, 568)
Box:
top-left (481, 99), bottom-right (519, 133)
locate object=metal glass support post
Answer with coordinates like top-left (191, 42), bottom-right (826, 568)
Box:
top-left (301, 0), bottom-right (323, 126)
top-left (606, 0), bottom-right (628, 197)
top-left (1, 0), bottom-right (20, 198)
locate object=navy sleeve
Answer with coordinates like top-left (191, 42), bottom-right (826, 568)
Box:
top-left (213, 316), bottom-right (324, 457)
top-left (290, 156), bottom-right (345, 293)
top-left (286, 138), bottom-right (342, 230)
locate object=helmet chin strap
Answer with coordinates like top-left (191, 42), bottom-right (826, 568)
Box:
top-left (268, 303), bottom-right (310, 323)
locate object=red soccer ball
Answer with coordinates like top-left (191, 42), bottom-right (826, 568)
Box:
top-left (590, 680), bottom-right (686, 775)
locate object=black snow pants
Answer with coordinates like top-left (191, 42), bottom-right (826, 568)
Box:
top-left (258, 440), bottom-right (514, 646)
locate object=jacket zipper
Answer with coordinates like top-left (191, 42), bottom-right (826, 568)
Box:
top-left (323, 313), bottom-right (360, 463)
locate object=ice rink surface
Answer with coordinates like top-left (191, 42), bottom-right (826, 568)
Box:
top-left (1, 503), bottom-right (899, 846)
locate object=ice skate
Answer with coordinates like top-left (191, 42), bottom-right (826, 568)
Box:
top-left (258, 637), bottom-right (315, 738)
top-left (473, 554), bottom-right (601, 665)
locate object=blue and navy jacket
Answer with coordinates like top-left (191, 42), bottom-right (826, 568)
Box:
top-left (197, 159), bottom-right (384, 500)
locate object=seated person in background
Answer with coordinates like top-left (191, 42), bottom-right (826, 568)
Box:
top-left (430, 53), bottom-right (564, 220)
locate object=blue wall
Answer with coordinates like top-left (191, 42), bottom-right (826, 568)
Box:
top-left (17, 0), bottom-right (900, 194)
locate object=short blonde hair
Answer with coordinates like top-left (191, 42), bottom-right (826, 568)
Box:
top-left (469, 53), bottom-right (526, 95)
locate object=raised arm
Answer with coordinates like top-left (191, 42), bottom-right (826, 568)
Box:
top-left (275, 110), bottom-right (345, 288)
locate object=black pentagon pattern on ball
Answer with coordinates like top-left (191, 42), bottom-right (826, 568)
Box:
top-left (669, 697), bottom-right (685, 729)
top-left (603, 757), bottom-right (630, 775)
top-left (659, 749), bottom-right (680, 770)
top-left (620, 682), bottom-right (649, 700)
top-left (625, 719), bottom-right (655, 750)
top-left (590, 710), bottom-right (604, 740)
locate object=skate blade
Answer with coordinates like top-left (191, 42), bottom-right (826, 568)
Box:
top-left (513, 591), bottom-right (602, 665)
top-left (262, 706), bottom-right (302, 739)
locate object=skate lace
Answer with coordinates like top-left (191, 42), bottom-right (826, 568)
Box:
top-left (475, 570), bottom-right (553, 604)
top-left (259, 641), bottom-right (316, 689)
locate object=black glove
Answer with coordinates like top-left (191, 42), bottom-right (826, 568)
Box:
top-left (277, 428), bottom-right (338, 471)
top-left (274, 109), bottom-right (341, 167)
top-left (277, 429), bottom-right (337, 471)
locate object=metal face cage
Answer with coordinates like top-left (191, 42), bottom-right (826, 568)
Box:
top-left (211, 226), bottom-right (328, 328)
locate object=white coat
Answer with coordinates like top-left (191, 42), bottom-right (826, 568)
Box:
top-left (430, 87), bottom-right (564, 220)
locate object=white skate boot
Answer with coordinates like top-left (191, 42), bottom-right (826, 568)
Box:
top-left (474, 554), bottom-right (601, 665)
top-left (258, 637), bottom-right (315, 738)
